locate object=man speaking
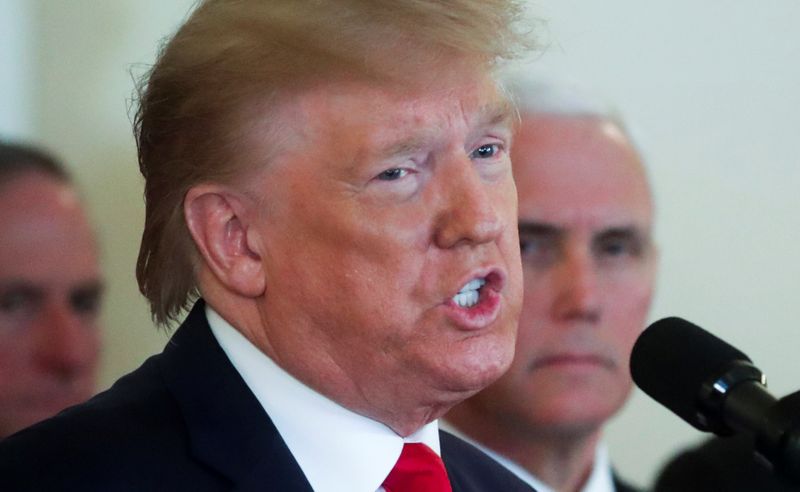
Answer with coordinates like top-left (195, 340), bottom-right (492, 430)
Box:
top-left (0, 1), bottom-right (533, 491)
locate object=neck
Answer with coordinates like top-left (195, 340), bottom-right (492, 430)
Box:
top-left (446, 405), bottom-right (602, 492)
top-left (201, 286), bottom-right (458, 438)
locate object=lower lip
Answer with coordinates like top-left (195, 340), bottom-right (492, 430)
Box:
top-left (443, 288), bottom-right (502, 330)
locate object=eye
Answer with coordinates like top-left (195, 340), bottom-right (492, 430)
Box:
top-left (470, 143), bottom-right (501, 160)
top-left (593, 230), bottom-right (646, 263)
top-left (376, 168), bottom-right (409, 181)
top-left (519, 233), bottom-right (559, 268)
top-left (0, 286), bottom-right (43, 330)
top-left (0, 288), bottom-right (38, 314)
top-left (599, 239), bottom-right (630, 257)
top-left (70, 287), bottom-right (103, 316)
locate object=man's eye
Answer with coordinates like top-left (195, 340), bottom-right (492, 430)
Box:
top-left (519, 235), bottom-right (558, 267)
top-left (595, 237), bottom-right (642, 259)
top-left (1, 293), bottom-right (27, 312)
top-left (376, 168), bottom-right (408, 181)
top-left (71, 291), bottom-right (102, 316)
top-left (601, 240), bottom-right (628, 256)
top-left (0, 290), bottom-right (36, 313)
top-left (470, 143), bottom-right (500, 159)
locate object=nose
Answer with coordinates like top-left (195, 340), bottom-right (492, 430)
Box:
top-left (33, 302), bottom-right (99, 379)
top-left (433, 159), bottom-right (507, 249)
top-left (551, 247), bottom-right (601, 323)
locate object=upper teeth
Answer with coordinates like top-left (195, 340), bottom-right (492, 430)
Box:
top-left (453, 278), bottom-right (486, 308)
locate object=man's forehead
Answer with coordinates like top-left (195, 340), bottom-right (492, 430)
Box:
top-left (282, 76), bottom-right (512, 157)
top-left (298, 74), bottom-right (507, 118)
top-left (378, 96), bottom-right (514, 152)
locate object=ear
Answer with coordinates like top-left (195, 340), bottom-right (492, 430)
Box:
top-left (184, 184), bottom-right (266, 298)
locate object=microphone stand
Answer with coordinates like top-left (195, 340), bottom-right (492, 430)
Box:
top-left (757, 389), bottom-right (800, 485)
top-left (699, 361), bottom-right (800, 485)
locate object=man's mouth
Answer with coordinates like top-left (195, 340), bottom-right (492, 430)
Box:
top-left (451, 277), bottom-right (486, 308)
top-left (442, 269), bottom-right (504, 330)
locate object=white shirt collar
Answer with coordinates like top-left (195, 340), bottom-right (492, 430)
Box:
top-left (440, 421), bottom-right (616, 492)
top-left (206, 306), bottom-right (441, 492)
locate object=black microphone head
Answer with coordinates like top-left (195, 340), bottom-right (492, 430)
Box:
top-left (630, 317), bottom-right (752, 432)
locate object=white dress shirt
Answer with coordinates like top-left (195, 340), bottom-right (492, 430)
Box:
top-left (440, 421), bottom-right (616, 492)
top-left (206, 306), bottom-right (441, 492)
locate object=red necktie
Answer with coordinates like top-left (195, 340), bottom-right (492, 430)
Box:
top-left (382, 442), bottom-right (453, 492)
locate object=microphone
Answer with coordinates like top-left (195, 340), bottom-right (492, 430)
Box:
top-left (630, 317), bottom-right (800, 483)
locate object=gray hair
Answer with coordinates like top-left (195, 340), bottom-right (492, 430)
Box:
top-left (501, 69), bottom-right (647, 159)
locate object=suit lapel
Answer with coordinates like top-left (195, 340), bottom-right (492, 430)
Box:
top-left (159, 301), bottom-right (314, 491)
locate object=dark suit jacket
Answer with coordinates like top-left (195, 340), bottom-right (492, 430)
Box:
top-left (0, 301), bottom-right (534, 491)
top-left (613, 472), bottom-right (641, 492)
top-left (653, 434), bottom-right (798, 492)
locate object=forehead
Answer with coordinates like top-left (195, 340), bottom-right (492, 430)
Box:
top-left (284, 74), bottom-right (511, 150)
top-left (0, 174), bottom-right (99, 285)
top-left (512, 115), bottom-right (652, 230)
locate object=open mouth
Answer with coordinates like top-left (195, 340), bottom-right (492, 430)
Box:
top-left (444, 270), bottom-right (504, 329)
top-left (451, 277), bottom-right (486, 308)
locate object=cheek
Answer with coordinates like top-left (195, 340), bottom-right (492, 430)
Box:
top-left (603, 275), bottom-right (654, 347)
top-left (85, 330), bottom-right (102, 367)
top-left (0, 336), bottom-right (30, 386)
top-left (518, 270), bottom-right (557, 321)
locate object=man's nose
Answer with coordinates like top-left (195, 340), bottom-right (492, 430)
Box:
top-left (34, 303), bottom-right (98, 377)
top-left (433, 159), bottom-right (506, 249)
top-left (552, 249), bottom-right (601, 323)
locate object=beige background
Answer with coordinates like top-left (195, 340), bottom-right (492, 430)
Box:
top-left (2, 0), bottom-right (799, 487)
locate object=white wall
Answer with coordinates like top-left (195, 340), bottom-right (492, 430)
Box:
top-left (0, 0), bottom-right (34, 139)
top-left (524, 1), bottom-right (800, 487)
top-left (2, 1), bottom-right (798, 487)
top-left (2, 0), bottom-right (200, 390)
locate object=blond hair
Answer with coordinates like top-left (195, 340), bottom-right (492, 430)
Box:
top-left (134, 0), bottom-right (531, 326)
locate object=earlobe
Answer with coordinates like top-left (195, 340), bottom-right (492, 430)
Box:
top-left (184, 185), bottom-right (266, 298)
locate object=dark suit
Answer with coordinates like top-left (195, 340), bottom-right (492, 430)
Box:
top-left (653, 434), bottom-right (798, 492)
top-left (0, 301), bottom-right (534, 491)
top-left (613, 472), bottom-right (641, 492)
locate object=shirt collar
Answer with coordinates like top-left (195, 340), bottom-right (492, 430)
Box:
top-left (206, 306), bottom-right (441, 492)
top-left (440, 421), bottom-right (616, 492)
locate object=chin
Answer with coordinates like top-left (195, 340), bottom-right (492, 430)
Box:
top-left (447, 341), bottom-right (515, 395)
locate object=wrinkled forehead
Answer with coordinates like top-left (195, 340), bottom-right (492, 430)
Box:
top-left (256, 72), bottom-right (511, 157)
top-left (302, 71), bottom-right (508, 122)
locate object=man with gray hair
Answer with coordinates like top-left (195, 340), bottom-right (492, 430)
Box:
top-left (0, 1), bottom-right (535, 491)
top-left (445, 74), bottom-right (657, 492)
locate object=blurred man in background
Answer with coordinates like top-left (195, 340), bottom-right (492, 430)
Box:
top-left (0, 141), bottom-right (103, 438)
top-left (445, 76), bottom-right (657, 492)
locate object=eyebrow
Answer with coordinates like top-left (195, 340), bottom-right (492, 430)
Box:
top-left (594, 226), bottom-right (651, 249)
top-left (519, 222), bottom-right (650, 241)
top-left (378, 98), bottom-right (516, 160)
top-left (380, 134), bottom-right (433, 159)
top-left (475, 98), bottom-right (515, 130)
top-left (71, 280), bottom-right (105, 297)
top-left (0, 279), bottom-right (104, 295)
top-left (518, 221), bottom-right (563, 237)
top-left (0, 281), bottom-right (45, 301)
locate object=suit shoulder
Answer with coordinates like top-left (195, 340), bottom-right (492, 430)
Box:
top-left (613, 473), bottom-right (643, 492)
top-left (440, 430), bottom-right (536, 491)
top-left (0, 354), bottom-right (223, 491)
